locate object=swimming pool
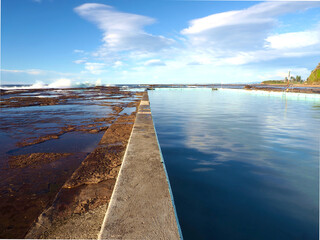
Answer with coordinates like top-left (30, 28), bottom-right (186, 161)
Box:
top-left (149, 88), bottom-right (319, 240)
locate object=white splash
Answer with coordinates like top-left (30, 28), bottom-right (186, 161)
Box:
top-left (95, 78), bottom-right (102, 86)
top-left (48, 78), bottom-right (72, 88)
top-left (1, 79), bottom-right (73, 89)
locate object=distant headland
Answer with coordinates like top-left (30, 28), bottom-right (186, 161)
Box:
top-left (261, 62), bottom-right (320, 86)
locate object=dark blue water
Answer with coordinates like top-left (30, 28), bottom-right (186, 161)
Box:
top-left (149, 89), bottom-right (319, 240)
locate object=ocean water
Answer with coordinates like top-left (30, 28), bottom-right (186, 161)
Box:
top-left (149, 89), bottom-right (319, 240)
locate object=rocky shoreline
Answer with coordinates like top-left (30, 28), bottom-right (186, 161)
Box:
top-left (0, 87), bottom-right (143, 238)
top-left (25, 112), bottom-right (140, 239)
top-left (244, 84), bottom-right (320, 94)
top-left (1, 84), bottom-right (318, 238)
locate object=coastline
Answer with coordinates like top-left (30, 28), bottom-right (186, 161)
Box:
top-left (244, 84), bottom-right (320, 94)
top-left (24, 92), bottom-right (143, 239)
top-left (25, 112), bottom-right (140, 239)
top-left (0, 87), bottom-right (143, 238)
top-left (260, 83), bottom-right (320, 88)
top-left (1, 85), bottom-right (318, 238)
top-left (25, 91), bottom-right (181, 239)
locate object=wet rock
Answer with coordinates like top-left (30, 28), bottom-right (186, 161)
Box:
top-left (1, 97), bottom-right (61, 108)
top-left (112, 105), bottom-right (124, 114)
top-left (8, 153), bottom-right (72, 169)
top-left (1, 86), bottom-right (143, 238)
top-left (17, 134), bottom-right (61, 147)
top-left (93, 117), bottom-right (115, 123)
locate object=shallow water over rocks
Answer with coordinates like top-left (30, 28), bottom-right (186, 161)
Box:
top-left (0, 87), bottom-right (142, 238)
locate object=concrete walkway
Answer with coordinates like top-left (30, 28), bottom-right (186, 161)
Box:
top-left (99, 92), bottom-right (181, 239)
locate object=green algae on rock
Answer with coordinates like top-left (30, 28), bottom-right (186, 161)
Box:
top-left (307, 63), bottom-right (320, 84)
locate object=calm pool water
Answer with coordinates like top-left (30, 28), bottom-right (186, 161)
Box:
top-left (149, 89), bottom-right (319, 240)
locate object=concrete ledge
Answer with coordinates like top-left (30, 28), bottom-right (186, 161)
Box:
top-left (99, 92), bottom-right (181, 239)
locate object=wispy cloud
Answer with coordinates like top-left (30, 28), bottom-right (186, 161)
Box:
top-left (179, 1), bottom-right (320, 66)
top-left (113, 61), bottom-right (123, 68)
top-left (65, 2), bottom-right (320, 83)
top-left (144, 59), bottom-right (166, 66)
top-left (265, 30), bottom-right (320, 49)
top-left (84, 62), bottom-right (106, 75)
top-left (74, 3), bottom-right (174, 56)
top-left (73, 59), bottom-right (86, 64)
top-left (182, 2), bottom-right (320, 51)
top-left (74, 49), bottom-right (85, 53)
top-left (1, 68), bottom-right (78, 79)
top-left (1, 69), bottom-right (44, 75)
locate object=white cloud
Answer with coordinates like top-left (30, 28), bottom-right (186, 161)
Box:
top-left (1, 68), bottom-right (79, 78)
top-left (113, 61), bottom-right (123, 68)
top-left (74, 3), bottom-right (174, 55)
top-left (28, 70), bottom-right (43, 75)
top-left (36, 1), bottom-right (316, 83)
top-left (182, 2), bottom-right (320, 51)
top-left (221, 44), bottom-right (320, 66)
top-left (1, 69), bottom-right (43, 75)
top-left (74, 49), bottom-right (85, 53)
top-left (179, 2), bottom-right (320, 67)
top-left (144, 59), bottom-right (166, 66)
top-left (265, 30), bottom-right (320, 49)
top-left (84, 62), bottom-right (106, 75)
top-left (73, 59), bottom-right (86, 64)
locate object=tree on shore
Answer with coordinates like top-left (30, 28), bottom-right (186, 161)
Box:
top-left (296, 75), bottom-right (302, 82)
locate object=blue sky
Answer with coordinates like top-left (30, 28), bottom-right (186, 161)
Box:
top-left (2, 0), bottom-right (320, 86)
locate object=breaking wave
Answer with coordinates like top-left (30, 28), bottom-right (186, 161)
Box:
top-left (0, 79), bottom-right (112, 90)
